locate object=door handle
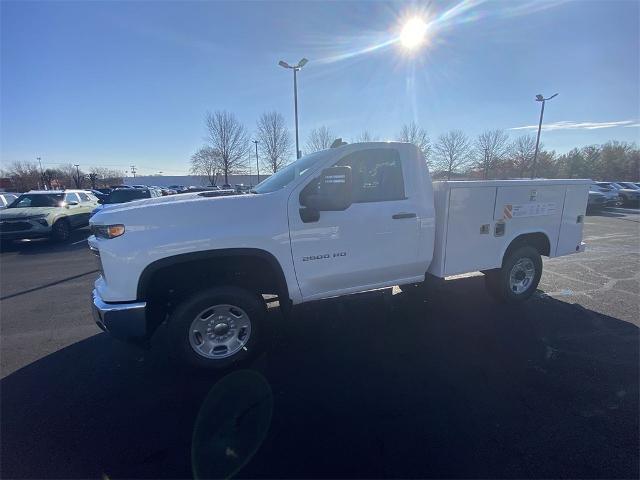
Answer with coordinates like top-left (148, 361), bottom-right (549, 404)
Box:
top-left (392, 212), bottom-right (416, 219)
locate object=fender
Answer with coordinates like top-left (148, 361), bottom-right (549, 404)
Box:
top-left (136, 247), bottom-right (291, 308)
top-left (498, 230), bottom-right (552, 265)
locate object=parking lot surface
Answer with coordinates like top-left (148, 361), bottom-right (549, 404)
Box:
top-left (1, 210), bottom-right (638, 478)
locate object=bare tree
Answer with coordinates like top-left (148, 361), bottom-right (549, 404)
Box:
top-left (3, 161), bottom-right (41, 191)
top-left (433, 130), bottom-right (472, 179)
top-left (474, 129), bottom-right (510, 179)
top-left (88, 167), bottom-right (125, 188)
top-left (399, 121), bottom-right (431, 162)
top-left (509, 135), bottom-right (537, 178)
top-left (205, 110), bottom-right (250, 185)
top-left (256, 111), bottom-right (292, 173)
top-left (355, 130), bottom-right (379, 143)
top-left (59, 163), bottom-right (84, 188)
top-left (190, 145), bottom-right (221, 185)
top-left (305, 126), bottom-right (333, 153)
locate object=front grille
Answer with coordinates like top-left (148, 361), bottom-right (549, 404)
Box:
top-left (0, 221), bottom-right (32, 232)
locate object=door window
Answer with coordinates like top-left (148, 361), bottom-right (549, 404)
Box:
top-left (335, 149), bottom-right (405, 203)
top-left (64, 193), bottom-right (80, 203)
top-left (78, 192), bottom-right (91, 202)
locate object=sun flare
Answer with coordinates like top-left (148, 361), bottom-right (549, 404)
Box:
top-left (400, 17), bottom-right (428, 49)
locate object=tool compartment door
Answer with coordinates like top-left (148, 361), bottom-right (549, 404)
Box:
top-left (493, 185), bottom-right (565, 255)
top-left (444, 186), bottom-right (500, 275)
top-left (556, 184), bottom-right (589, 256)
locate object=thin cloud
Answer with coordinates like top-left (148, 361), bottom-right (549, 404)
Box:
top-left (510, 120), bottom-right (637, 131)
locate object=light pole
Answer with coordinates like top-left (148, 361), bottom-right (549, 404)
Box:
top-left (532, 93), bottom-right (558, 178)
top-left (73, 164), bottom-right (81, 188)
top-left (278, 58), bottom-right (308, 159)
top-left (37, 156), bottom-right (46, 190)
top-left (253, 140), bottom-right (260, 184)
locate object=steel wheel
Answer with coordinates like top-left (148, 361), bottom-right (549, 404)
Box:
top-left (188, 304), bottom-right (252, 359)
top-left (508, 258), bottom-right (536, 294)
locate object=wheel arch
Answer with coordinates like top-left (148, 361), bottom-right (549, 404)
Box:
top-left (500, 231), bottom-right (551, 267)
top-left (137, 248), bottom-right (291, 309)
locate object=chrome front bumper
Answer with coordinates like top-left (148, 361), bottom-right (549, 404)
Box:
top-left (92, 289), bottom-right (147, 339)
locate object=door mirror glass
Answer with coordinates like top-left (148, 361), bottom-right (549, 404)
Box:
top-left (300, 166), bottom-right (352, 211)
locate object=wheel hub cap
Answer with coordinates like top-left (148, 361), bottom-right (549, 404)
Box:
top-left (189, 304), bottom-right (251, 360)
top-left (509, 258), bottom-right (536, 295)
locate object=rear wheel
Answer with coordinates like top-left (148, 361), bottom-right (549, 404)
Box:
top-left (51, 219), bottom-right (71, 242)
top-left (168, 286), bottom-right (266, 370)
top-left (484, 246), bottom-right (542, 303)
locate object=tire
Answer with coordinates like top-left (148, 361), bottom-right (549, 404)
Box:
top-left (484, 245), bottom-right (542, 303)
top-left (51, 219), bottom-right (71, 242)
top-left (168, 286), bottom-right (266, 370)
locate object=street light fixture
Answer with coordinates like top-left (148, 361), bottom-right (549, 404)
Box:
top-left (278, 57), bottom-right (308, 159)
top-left (253, 140), bottom-right (260, 185)
top-left (531, 93), bottom-right (558, 178)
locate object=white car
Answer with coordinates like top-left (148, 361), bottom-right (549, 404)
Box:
top-left (89, 142), bottom-right (589, 369)
top-left (0, 193), bottom-right (19, 209)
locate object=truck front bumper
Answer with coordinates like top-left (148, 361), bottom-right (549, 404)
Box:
top-left (92, 289), bottom-right (147, 340)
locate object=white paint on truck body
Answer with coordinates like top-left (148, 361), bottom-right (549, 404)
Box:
top-left (89, 142), bottom-right (589, 306)
top-left (427, 179), bottom-right (590, 278)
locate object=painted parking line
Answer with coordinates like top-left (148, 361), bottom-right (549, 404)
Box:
top-left (605, 207), bottom-right (640, 214)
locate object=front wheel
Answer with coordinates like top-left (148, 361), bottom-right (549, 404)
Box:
top-left (51, 219), bottom-right (71, 242)
top-left (484, 246), bottom-right (542, 303)
top-left (168, 286), bottom-right (266, 370)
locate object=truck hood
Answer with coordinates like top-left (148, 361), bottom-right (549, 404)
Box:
top-left (97, 192), bottom-right (222, 215)
top-left (91, 191), bottom-right (279, 228)
top-left (0, 207), bottom-right (58, 219)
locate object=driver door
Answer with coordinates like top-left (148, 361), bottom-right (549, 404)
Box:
top-left (288, 147), bottom-right (423, 301)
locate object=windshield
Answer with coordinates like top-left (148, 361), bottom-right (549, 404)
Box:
top-left (107, 189), bottom-right (150, 203)
top-left (252, 152), bottom-right (326, 194)
top-left (7, 193), bottom-right (65, 208)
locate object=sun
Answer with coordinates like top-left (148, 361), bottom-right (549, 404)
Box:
top-left (400, 17), bottom-right (428, 49)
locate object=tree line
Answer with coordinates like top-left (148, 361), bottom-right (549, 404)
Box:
top-left (1, 162), bottom-right (125, 192)
top-left (191, 110), bottom-right (639, 184)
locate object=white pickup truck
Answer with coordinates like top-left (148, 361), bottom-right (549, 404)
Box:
top-left (89, 142), bottom-right (589, 369)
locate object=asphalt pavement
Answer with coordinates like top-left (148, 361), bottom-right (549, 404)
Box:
top-left (0, 210), bottom-right (638, 478)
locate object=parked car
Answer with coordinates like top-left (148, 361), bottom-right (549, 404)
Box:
top-left (90, 187), bottom-right (162, 217)
top-left (596, 182), bottom-right (640, 206)
top-left (235, 184), bottom-right (253, 194)
top-left (168, 185), bottom-right (187, 193)
top-left (587, 191), bottom-right (607, 211)
top-left (0, 192), bottom-right (19, 209)
top-left (89, 142), bottom-right (589, 370)
top-left (616, 182), bottom-right (640, 191)
top-left (0, 190), bottom-right (99, 243)
top-left (590, 183), bottom-right (621, 206)
top-left (88, 189), bottom-right (110, 202)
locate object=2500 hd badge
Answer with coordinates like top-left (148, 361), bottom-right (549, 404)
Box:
top-left (302, 252), bottom-right (347, 262)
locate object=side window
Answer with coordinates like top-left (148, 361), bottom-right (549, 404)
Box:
top-left (335, 149), bottom-right (405, 203)
top-left (64, 193), bottom-right (80, 203)
top-left (78, 192), bottom-right (91, 202)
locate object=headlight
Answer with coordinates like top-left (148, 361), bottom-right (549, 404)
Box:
top-left (91, 224), bottom-right (125, 239)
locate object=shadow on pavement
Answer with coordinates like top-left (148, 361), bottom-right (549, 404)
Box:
top-left (0, 228), bottom-right (90, 255)
top-left (1, 276), bottom-right (638, 478)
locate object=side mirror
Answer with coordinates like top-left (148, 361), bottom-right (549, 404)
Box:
top-left (97, 199), bottom-right (104, 204)
top-left (67, 201), bottom-right (79, 206)
top-left (300, 166), bottom-right (352, 212)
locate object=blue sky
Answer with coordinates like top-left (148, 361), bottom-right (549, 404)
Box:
top-left (2, 0), bottom-right (638, 175)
